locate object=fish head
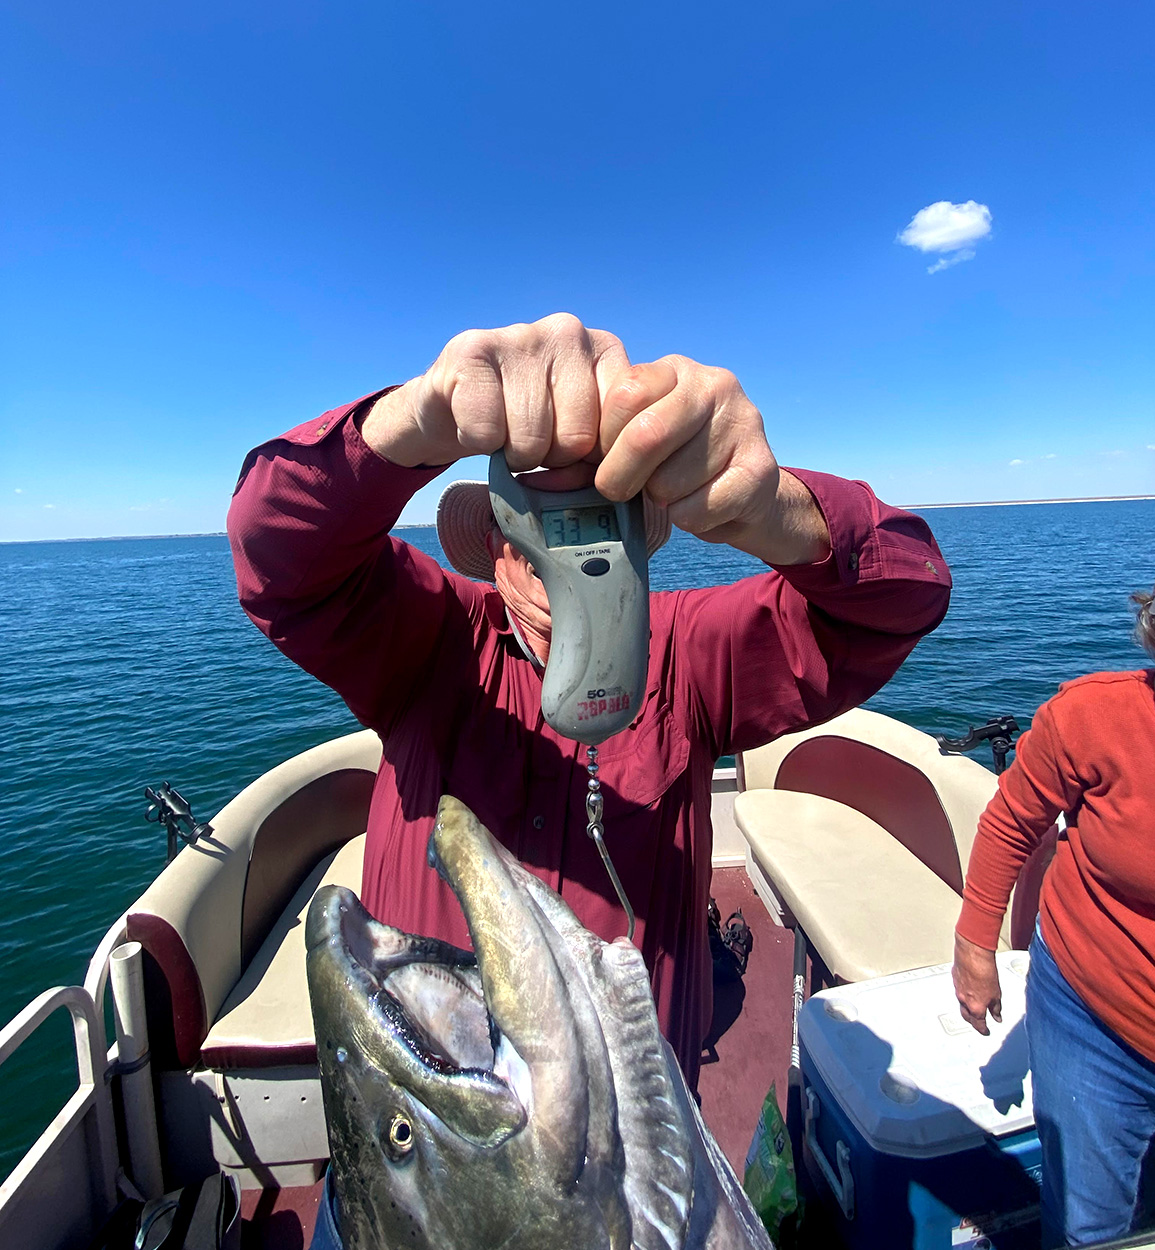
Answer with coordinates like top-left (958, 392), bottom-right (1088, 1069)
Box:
top-left (305, 797), bottom-right (633, 1250)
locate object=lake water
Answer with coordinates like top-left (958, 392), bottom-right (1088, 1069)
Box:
top-left (1, 498), bottom-right (1152, 1180)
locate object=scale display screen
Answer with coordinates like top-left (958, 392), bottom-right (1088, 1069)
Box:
top-left (541, 505), bottom-right (621, 549)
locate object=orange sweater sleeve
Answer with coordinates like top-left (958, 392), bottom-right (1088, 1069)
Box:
top-left (955, 699), bottom-right (1081, 951)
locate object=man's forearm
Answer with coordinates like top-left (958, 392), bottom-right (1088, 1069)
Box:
top-left (724, 469), bottom-right (832, 567)
top-left (358, 380), bottom-right (444, 468)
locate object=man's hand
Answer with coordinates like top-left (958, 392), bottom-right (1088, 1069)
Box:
top-left (363, 313), bottom-right (830, 566)
top-left (361, 313), bottom-right (629, 472)
top-left (595, 356), bottom-right (830, 566)
top-left (952, 932), bottom-right (1003, 1036)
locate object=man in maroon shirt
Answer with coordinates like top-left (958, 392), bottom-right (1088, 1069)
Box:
top-left (228, 313), bottom-right (951, 1089)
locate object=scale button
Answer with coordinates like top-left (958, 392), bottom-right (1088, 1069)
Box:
top-left (581, 558), bottom-right (610, 577)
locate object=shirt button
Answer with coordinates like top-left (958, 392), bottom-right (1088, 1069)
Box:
top-left (532, 815), bottom-right (545, 830)
top-left (848, 552), bottom-right (859, 571)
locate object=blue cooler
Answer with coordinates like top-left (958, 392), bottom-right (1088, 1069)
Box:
top-left (798, 952), bottom-right (1041, 1250)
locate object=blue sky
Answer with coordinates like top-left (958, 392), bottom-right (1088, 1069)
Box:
top-left (2, 0), bottom-right (1152, 541)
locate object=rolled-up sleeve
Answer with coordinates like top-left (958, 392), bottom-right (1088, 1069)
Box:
top-left (669, 468), bottom-right (951, 757)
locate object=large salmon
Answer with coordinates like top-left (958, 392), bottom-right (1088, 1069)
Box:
top-left (306, 794), bottom-right (773, 1249)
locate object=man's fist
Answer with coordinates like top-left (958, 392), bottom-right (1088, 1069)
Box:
top-left (362, 313), bottom-right (629, 471)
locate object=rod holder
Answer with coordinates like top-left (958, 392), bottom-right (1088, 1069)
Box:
top-left (109, 941), bottom-right (165, 1199)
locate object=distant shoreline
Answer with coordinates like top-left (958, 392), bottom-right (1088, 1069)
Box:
top-left (0, 530), bottom-right (230, 545)
top-left (905, 494), bottom-right (1155, 510)
top-left (3, 494), bottom-right (1154, 543)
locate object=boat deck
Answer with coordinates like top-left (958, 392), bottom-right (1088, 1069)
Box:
top-left (238, 865), bottom-right (797, 1247)
top-left (240, 1184), bottom-right (325, 1248)
top-left (697, 865), bottom-right (796, 1172)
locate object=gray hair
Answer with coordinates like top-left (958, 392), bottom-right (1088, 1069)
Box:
top-left (1132, 586), bottom-right (1155, 660)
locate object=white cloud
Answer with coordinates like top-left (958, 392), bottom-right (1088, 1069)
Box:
top-left (1147, 444), bottom-right (1155, 451)
top-left (899, 200), bottom-right (992, 252)
top-left (14, 488), bottom-right (23, 494)
top-left (898, 200), bottom-right (992, 272)
top-left (927, 249), bottom-right (976, 274)
top-left (43, 503), bottom-right (56, 509)
top-left (1009, 458), bottom-right (1024, 466)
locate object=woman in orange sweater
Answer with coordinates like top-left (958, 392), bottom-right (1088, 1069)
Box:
top-left (954, 587), bottom-right (1155, 1248)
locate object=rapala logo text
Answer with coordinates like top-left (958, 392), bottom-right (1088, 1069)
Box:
top-left (576, 692), bottom-right (631, 721)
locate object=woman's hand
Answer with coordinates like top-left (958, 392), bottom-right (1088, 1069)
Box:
top-left (952, 932), bottom-right (1003, 1035)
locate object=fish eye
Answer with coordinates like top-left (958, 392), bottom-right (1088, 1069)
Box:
top-left (387, 1113), bottom-right (414, 1157)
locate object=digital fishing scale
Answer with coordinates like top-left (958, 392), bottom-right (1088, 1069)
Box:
top-left (489, 450), bottom-right (650, 940)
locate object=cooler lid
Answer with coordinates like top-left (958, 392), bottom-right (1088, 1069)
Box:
top-left (798, 951), bottom-right (1033, 1159)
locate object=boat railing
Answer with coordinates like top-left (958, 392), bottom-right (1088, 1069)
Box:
top-left (0, 985), bottom-right (118, 1250)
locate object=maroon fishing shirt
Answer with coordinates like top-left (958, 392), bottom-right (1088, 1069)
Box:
top-left (228, 394), bottom-right (951, 1088)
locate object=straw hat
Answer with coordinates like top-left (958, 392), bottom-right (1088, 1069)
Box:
top-left (436, 479), bottom-right (672, 583)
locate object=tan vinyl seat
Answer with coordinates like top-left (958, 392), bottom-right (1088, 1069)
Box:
top-left (125, 729), bottom-right (382, 1069)
top-left (734, 790), bottom-right (968, 981)
top-left (736, 707), bottom-right (1027, 982)
top-left (200, 835), bottom-right (366, 1069)
top-left (120, 731), bottom-right (385, 1185)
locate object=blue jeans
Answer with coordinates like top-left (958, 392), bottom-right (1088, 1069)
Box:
top-left (1027, 926), bottom-right (1155, 1247)
top-left (308, 1170), bottom-right (343, 1250)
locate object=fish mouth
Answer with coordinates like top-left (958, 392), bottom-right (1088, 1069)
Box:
top-left (306, 795), bottom-right (590, 1153)
top-left (306, 815), bottom-right (538, 1148)
top-left (325, 888), bottom-right (496, 1074)
top-left (306, 882), bottom-right (521, 1084)
top-left (308, 799), bottom-right (685, 1241)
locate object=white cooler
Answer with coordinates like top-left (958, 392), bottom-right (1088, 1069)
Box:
top-left (798, 952), bottom-right (1041, 1249)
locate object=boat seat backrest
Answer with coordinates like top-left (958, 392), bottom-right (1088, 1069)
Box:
top-left (125, 729), bottom-right (382, 1067)
top-left (739, 708), bottom-right (1006, 933)
top-left (240, 766), bottom-right (376, 968)
top-left (774, 737), bottom-right (963, 892)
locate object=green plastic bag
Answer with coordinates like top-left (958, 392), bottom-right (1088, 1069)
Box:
top-left (743, 1082), bottom-right (800, 1246)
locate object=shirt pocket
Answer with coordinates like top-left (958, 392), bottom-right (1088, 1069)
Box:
top-left (592, 691), bottom-right (691, 820)
top-left (570, 694), bottom-right (693, 931)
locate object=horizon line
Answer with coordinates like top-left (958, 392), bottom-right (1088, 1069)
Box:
top-left (904, 492), bottom-right (1155, 510)
top-left (3, 492), bottom-right (1154, 544)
